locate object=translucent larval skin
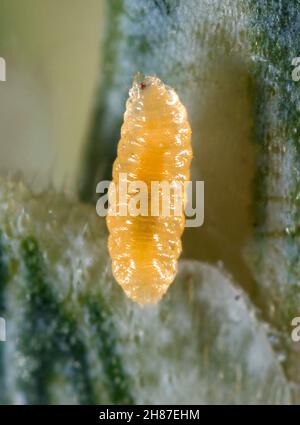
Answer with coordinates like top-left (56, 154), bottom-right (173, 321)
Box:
top-left (107, 75), bottom-right (192, 305)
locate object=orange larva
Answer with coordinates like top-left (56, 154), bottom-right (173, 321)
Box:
top-left (106, 74), bottom-right (192, 305)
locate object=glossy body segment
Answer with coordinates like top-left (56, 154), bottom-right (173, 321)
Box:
top-left (107, 75), bottom-right (192, 304)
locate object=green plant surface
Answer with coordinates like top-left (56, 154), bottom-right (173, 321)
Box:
top-left (0, 178), bottom-right (291, 404)
top-left (246, 0), bottom-right (300, 400)
top-left (0, 0), bottom-right (299, 406)
top-left (78, 0), bottom-right (300, 402)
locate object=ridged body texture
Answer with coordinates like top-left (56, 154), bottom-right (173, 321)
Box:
top-left (107, 75), bottom-right (192, 304)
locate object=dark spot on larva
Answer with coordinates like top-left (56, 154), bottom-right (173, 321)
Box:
top-left (140, 82), bottom-right (146, 90)
top-left (235, 294), bottom-right (241, 301)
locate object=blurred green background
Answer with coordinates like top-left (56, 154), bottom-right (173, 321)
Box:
top-left (0, 0), bottom-right (103, 193)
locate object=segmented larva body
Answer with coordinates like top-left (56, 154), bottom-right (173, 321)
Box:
top-left (107, 75), bottom-right (192, 305)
